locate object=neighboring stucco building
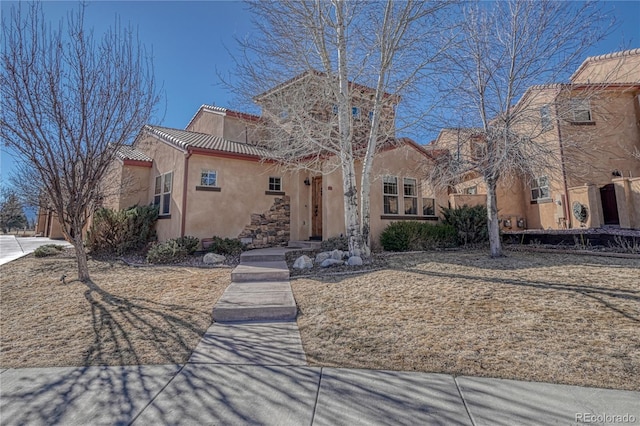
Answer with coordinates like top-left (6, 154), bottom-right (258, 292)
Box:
top-left (433, 49), bottom-right (640, 231)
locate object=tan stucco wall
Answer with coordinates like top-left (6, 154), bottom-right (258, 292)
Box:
top-left (185, 109), bottom-right (225, 136)
top-left (571, 51), bottom-right (640, 84)
top-left (118, 165), bottom-right (151, 210)
top-left (567, 184), bottom-right (604, 229)
top-left (135, 135), bottom-right (186, 242)
top-left (183, 154), bottom-right (294, 241)
top-left (614, 177), bottom-right (640, 229)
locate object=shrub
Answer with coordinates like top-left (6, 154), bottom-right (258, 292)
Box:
top-left (174, 236), bottom-right (199, 254)
top-left (34, 244), bottom-right (65, 258)
top-left (380, 221), bottom-right (458, 252)
top-left (320, 235), bottom-right (349, 251)
top-left (441, 204), bottom-right (489, 245)
top-left (207, 236), bottom-right (245, 256)
top-left (87, 205), bottom-right (158, 256)
top-left (146, 240), bottom-right (188, 264)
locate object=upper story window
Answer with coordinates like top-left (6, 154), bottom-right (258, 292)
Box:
top-left (570, 99), bottom-right (592, 122)
top-left (269, 176), bottom-right (282, 192)
top-left (463, 186), bottom-right (478, 195)
top-left (352, 107), bottom-right (361, 119)
top-left (332, 104), bottom-right (339, 115)
top-left (531, 176), bottom-right (550, 201)
top-left (540, 104), bottom-right (553, 131)
top-left (470, 140), bottom-right (486, 161)
top-left (368, 111), bottom-right (374, 121)
top-left (383, 176), bottom-right (399, 215)
top-left (403, 178), bottom-right (418, 215)
top-left (154, 171), bottom-right (173, 216)
top-left (200, 170), bottom-right (217, 187)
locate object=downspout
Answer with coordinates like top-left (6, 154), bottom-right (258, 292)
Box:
top-left (181, 150), bottom-right (192, 237)
top-left (553, 90), bottom-right (572, 228)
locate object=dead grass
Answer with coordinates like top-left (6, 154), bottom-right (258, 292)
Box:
top-left (292, 250), bottom-right (640, 390)
top-left (0, 250), bottom-right (229, 368)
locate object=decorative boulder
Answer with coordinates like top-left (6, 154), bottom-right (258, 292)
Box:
top-left (320, 258), bottom-right (343, 268)
top-left (330, 249), bottom-right (345, 260)
top-left (293, 255), bottom-right (313, 269)
top-left (315, 251), bottom-right (332, 264)
top-left (203, 253), bottom-right (226, 265)
top-left (351, 248), bottom-right (362, 258)
top-left (347, 256), bottom-right (363, 266)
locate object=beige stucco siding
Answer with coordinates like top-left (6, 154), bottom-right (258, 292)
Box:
top-left (185, 110), bottom-right (225, 135)
top-left (135, 135), bottom-right (185, 242)
top-left (183, 154), bottom-right (293, 240)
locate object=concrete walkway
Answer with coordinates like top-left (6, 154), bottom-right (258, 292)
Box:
top-left (1, 246), bottom-right (639, 425)
top-left (0, 235), bottom-right (72, 266)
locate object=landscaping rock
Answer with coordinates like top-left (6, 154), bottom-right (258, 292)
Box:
top-left (315, 251), bottom-right (332, 264)
top-left (347, 256), bottom-right (363, 266)
top-left (320, 258), bottom-right (343, 268)
top-left (293, 255), bottom-right (313, 269)
top-left (351, 248), bottom-right (362, 258)
top-left (331, 249), bottom-right (346, 260)
top-left (203, 253), bottom-right (226, 265)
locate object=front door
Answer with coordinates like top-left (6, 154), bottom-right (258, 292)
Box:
top-left (311, 177), bottom-right (323, 239)
top-left (600, 183), bottom-right (620, 225)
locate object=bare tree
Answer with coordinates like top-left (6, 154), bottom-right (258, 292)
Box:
top-left (1, 3), bottom-right (159, 281)
top-left (228, 0), bottom-right (453, 256)
top-left (430, 0), bottom-right (613, 257)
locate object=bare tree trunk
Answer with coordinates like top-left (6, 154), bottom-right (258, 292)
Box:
top-left (486, 177), bottom-right (502, 257)
top-left (73, 230), bottom-right (90, 282)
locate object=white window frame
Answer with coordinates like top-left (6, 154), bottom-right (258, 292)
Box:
top-left (403, 178), bottom-right (418, 215)
top-left (154, 171), bottom-right (173, 216)
top-left (383, 176), bottom-right (399, 215)
top-left (571, 99), bottom-right (592, 122)
top-left (464, 186), bottom-right (478, 195)
top-left (268, 176), bottom-right (282, 192)
top-left (531, 176), bottom-right (550, 201)
top-left (200, 170), bottom-right (217, 187)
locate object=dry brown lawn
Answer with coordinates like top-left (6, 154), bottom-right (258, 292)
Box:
top-left (292, 250), bottom-right (640, 390)
top-left (0, 251), bottom-right (229, 368)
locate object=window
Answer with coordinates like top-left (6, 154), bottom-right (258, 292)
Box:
top-left (531, 176), bottom-right (550, 201)
top-left (540, 104), bottom-right (552, 131)
top-left (269, 176), bottom-right (282, 191)
top-left (352, 107), bottom-right (361, 119)
top-left (464, 186), bottom-right (478, 195)
top-left (368, 111), bottom-right (374, 121)
top-left (200, 170), bottom-right (217, 187)
top-left (332, 104), bottom-right (339, 115)
top-left (383, 176), bottom-right (399, 214)
top-left (571, 99), bottom-right (592, 122)
top-left (154, 172), bottom-right (173, 215)
top-left (471, 141), bottom-right (486, 161)
top-left (423, 198), bottom-right (436, 216)
top-left (403, 178), bottom-right (418, 215)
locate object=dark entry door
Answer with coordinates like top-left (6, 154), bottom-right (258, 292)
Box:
top-left (600, 184), bottom-right (620, 225)
top-left (311, 177), bottom-right (323, 239)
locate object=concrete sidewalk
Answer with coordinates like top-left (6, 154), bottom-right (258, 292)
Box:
top-left (0, 235), bottom-right (72, 266)
top-left (1, 321), bottom-right (638, 426)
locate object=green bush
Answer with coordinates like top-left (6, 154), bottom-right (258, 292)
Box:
top-left (146, 240), bottom-right (188, 264)
top-left (380, 221), bottom-right (458, 252)
top-left (174, 236), bottom-right (199, 254)
top-left (207, 236), bottom-right (245, 256)
top-left (320, 235), bottom-right (349, 251)
top-left (87, 205), bottom-right (158, 256)
top-left (441, 204), bottom-right (488, 245)
top-left (34, 244), bottom-right (65, 258)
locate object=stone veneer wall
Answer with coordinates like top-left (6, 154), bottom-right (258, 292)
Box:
top-left (238, 196), bottom-right (291, 248)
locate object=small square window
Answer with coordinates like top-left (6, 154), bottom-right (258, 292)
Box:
top-left (368, 111), bottom-right (374, 121)
top-left (531, 176), bottom-right (550, 201)
top-left (201, 170), bottom-right (217, 187)
top-left (571, 99), bottom-right (592, 122)
top-left (423, 198), bottom-right (435, 216)
top-left (269, 177), bottom-right (282, 192)
top-left (464, 186), bottom-right (477, 195)
top-left (352, 107), bottom-right (361, 119)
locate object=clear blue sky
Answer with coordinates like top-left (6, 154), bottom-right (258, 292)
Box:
top-left (1, 0), bottom-right (639, 183)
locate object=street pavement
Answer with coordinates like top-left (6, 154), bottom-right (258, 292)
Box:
top-left (1, 321), bottom-right (638, 426)
top-left (0, 235), bottom-right (72, 265)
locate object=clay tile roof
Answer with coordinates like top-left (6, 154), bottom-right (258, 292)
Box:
top-left (116, 145), bottom-right (153, 162)
top-left (143, 125), bottom-right (271, 158)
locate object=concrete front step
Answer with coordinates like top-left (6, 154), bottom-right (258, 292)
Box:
top-left (213, 282), bottom-right (297, 322)
top-left (240, 252), bottom-right (286, 263)
top-left (231, 261), bottom-right (290, 282)
top-left (287, 240), bottom-right (322, 250)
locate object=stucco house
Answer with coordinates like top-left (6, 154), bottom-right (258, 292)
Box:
top-left (432, 49), bottom-right (640, 231)
top-left (74, 74), bottom-right (447, 248)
